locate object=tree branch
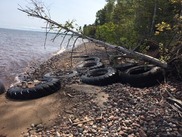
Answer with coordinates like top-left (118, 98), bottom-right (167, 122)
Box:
top-left (18, 3), bottom-right (168, 69)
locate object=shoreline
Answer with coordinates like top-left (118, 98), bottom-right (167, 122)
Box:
top-left (2, 41), bottom-right (85, 89)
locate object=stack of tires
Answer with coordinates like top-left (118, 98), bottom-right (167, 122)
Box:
top-left (77, 56), bottom-right (118, 86)
top-left (79, 58), bottom-right (165, 88)
top-left (76, 56), bottom-right (104, 76)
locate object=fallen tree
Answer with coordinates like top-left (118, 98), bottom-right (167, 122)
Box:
top-left (18, 0), bottom-right (168, 69)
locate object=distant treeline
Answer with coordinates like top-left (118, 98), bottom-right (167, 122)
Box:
top-left (83, 0), bottom-right (181, 57)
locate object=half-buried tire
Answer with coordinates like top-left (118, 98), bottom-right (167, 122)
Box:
top-left (119, 65), bottom-right (164, 88)
top-left (76, 61), bottom-right (104, 75)
top-left (6, 78), bottom-right (61, 100)
top-left (77, 61), bottom-right (103, 69)
top-left (83, 57), bottom-right (101, 62)
top-left (114, 63), bottom-right (138, 72)
top-left (80, 67), bottom-right (118, 86)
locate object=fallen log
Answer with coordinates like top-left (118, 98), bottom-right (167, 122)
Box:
top-left (86, 37), bottom-right (168, 69)
top-left (18, 3), bottom-right (168, 69)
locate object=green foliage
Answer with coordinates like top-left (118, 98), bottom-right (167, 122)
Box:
top-left (95, 22), bottom-right (117, 44)
top-left (84, 0), bottom-right (181, 57)
top-left (83, 25), bottom-right (96, 38)
top-left (95, 0), bottom-right (115, 25)
top-left (94, 0), bottom-right (138, 48)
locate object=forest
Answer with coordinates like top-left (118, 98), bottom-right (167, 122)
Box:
top-left (83, 0), bottom-right (181, 79)
top-left (84, 0), bottom-right (181, 50)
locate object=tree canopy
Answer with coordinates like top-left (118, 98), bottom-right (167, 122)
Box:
top-left (84, 0), bottom-right (181, 55)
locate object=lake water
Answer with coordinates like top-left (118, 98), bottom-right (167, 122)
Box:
top-left (0, 28), bottom-right (82, 88)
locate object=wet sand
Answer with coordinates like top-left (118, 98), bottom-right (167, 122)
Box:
top-left (0, 92), bottom-right (61, 136)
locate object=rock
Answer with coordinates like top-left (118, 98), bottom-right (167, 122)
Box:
top-left (166, 128), bottom-right (173, 132)
top-left (92, 125), bottom-right (97, 129)
top-left (128, 134), bottom-right (135, 137)
top-left (35, 128), bottom-right (42, 133)
top-left (118, 131), bottom-right (125, 135)
top-left (132, 123), bottom-right (140, 127)
top-left (36, 124), bottom-right (44, 129)
top-left (55, 131), bottom-right (61, 137)
top-left (78, 128), bottom-right (84, 133)
top-left (31, 123), bottom-right (35, 128)
top-left (23, 133), bottom-right (29, 137)
top-left (139, 128), bottom-right (147, 137)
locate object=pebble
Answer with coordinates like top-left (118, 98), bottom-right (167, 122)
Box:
top-left (139, 128), bottom-right (147, 137)
top-left (78, 128), bottom-right (84, 133)
top-left (36, 124), bottom-right (44, 129)
top-left (31, 123), bottom-right (35, 128)
top-left (92, 125), bottom-right (97, 129)
top-left (132, 123), bottom-right (140, 127)
top-left (128, 134), bottom-right (135, 137)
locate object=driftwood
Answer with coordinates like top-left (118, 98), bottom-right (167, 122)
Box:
top-left (85, 37), bottom-right (168, 68)
top-left (166, 97), bottom-right (182, 111)
top-left (165, 88), bottom-right (182, 116)
top-left (18, 1), bottom-right (168, 69)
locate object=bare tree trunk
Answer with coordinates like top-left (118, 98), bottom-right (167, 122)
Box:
top-left (86, 37), bottom-right (168, 68)
top-left (150, 0), bottom-right (157, 35)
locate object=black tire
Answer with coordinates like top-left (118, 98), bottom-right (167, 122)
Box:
top-left (114, 63), bottom-right (138, 72)
top-left (77, 61), bottom-right (104, 69)
top-left (119, 65), bottom-right (164, 88)
top-left (72, 55), bottom-right (90, 58)
top-left (6, 78), bottom-right (61, 100)
top-left (83, 57), bottom-right (101, 62)
top-left (76, 61), bottom-right (104, 75)
top-left (43, 70), bottom-right (78, 79)
top-left (80, 67), bottom-right (118, 86)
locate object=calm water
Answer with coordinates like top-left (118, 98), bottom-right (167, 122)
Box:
top-left (0, 28), bottom-right (82, 88)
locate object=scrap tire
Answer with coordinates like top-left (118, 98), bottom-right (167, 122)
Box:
top-left (114, 63), bottom-right (138, 72)
top-left (77, 61), bottom-right (104, 69)
top-left (72, 55), bottom-right (90, 58)
top-left (119, 65), bottom-right (164, 88)
top-left (81, 67), bottom-right (118, 86)
top-left (6, 78), bottom-right (61, 100)
top-left (76, 61), bottom-right (104, 75)
top-left (83, 57), bottom-right (101, 62)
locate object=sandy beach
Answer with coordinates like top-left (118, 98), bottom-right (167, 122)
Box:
top-left (0, 42), bottom-right (181, 137)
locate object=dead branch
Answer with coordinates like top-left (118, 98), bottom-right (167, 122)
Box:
top-left (59, 32), bottom-right (68, 48)
top-left (165, 88), bottom-right (182, 116)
